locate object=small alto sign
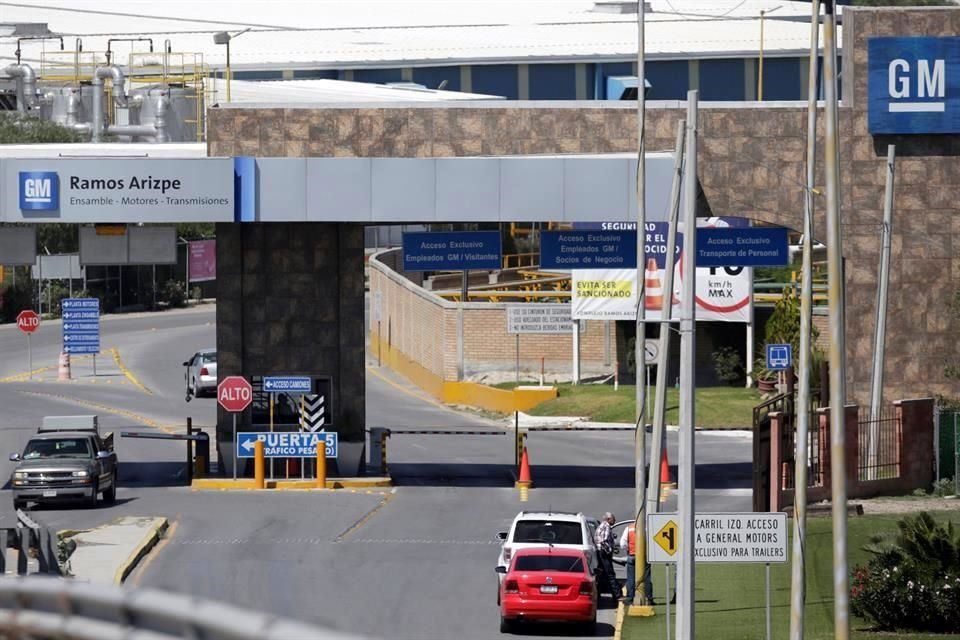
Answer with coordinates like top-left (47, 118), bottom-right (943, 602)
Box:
top-left (869, 37), bottom-right (960, 134)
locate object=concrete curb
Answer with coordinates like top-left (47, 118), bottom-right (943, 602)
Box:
top-left (112, 517), bottom-right (168, 585)
top-left (191, 477), bottom-right (392, 491)
top-left (614, 600), bottom-right (626, 640)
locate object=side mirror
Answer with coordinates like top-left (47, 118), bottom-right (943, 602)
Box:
top-left (495, 566), bottom-right (508, 575)
top-left (8, 453), bottom-right (20, 461)
top-left (96, 451), bottom-right (112, 460)
top-left (496, 532), bottom-right (507, 541)
top-left (182, 361), bottom-right (190, 367)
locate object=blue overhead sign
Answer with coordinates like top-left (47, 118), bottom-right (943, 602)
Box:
top-left (696, 228), bottom-right (788, 267)
top-left (766, 344), bottom-right (792, 371)
top-left (236, 431), bottom-right (338, 459)
top-left (540, 230), bottom-right (636, 269)
top-left (263, 376), bottom-right (312, 393)
top-left (402, 231), bottom-right (501, 272)
top-left (61, 298), bottom-right (100, 355)
top-left (869, 37), bottom-right (960, 134)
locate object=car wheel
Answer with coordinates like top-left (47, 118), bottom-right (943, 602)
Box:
top-left (13, 500), bottom-right (26, 511)
top-left (87, 480), bottom-right (99, 508)
top-left (103, 472), bottom-right (117, 504)
top-left (499, 617), bottom-right (515, 634)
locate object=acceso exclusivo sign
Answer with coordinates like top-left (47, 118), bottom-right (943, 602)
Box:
top-left (2, 158), bottom-right (234, 222)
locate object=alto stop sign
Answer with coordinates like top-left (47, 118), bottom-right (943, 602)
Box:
top-left (217, 376), bottom-right (253, 412)
top-left (16, 310), bottom-right (40, 334)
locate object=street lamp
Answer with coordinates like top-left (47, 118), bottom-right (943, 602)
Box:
top-left (758, 5), bottom-right (783, 101)
top-left (213, 28), bottom-right (251, 102)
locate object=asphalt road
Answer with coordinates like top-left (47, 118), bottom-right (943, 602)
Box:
top-left (0, 306), bottom-right (753, 640)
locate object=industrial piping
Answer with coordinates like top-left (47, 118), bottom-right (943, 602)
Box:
top-left (91, 65), bottom-right (169, 143)
top-left (4, 64), bottom-right (38, 112)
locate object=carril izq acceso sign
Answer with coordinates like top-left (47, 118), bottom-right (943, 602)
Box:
top-left (3, 158), bottom-right (234, 222)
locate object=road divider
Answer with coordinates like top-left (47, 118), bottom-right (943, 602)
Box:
top-left (191, 477), bottom-right (392, 491)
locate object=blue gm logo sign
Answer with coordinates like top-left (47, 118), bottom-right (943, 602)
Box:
top-left (869, 37), bottom-right (960, 134)
top-left (19, 171), bottom-right (59, 211)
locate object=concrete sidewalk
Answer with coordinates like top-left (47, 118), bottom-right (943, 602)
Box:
top-left (64, 516), bottom-right (167, 584)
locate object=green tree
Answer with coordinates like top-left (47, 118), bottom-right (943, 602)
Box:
top-left (0, 113), bottom-right (81, 144)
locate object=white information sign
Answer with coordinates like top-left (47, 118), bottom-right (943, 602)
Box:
top-left (647, 512), bottom-right (788, 564)
top-left (506, 304), bottom-right (581, 334)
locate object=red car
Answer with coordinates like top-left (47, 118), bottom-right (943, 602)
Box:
top-left (496, 546), bottom-right (597, 633)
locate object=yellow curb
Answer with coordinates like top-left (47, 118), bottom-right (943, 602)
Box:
top-left (191, 477), bottom-right (392, 491)
top-left (113, 517), bottom-right (168, 585)
top-left (614, 599), bottom-right (626, 640)
top-left (110, 347), bottom-right (153, 395)
top-left (627, 604), bottom-right (656, 617)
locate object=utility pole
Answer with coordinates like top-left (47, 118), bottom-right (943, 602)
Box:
top-left (822, 2), bottom-right (850, 639)
top-left (676, 90), bottom-right (698, 640)
top-left (632, 0), bottom-right (652, 611)
top-left (789, 2), bottom-right (819, 638)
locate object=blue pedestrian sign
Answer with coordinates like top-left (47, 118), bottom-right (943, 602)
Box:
top-left (766, 344), bottom-right (792, 371)
top-left (236, 431), bottom-right (338, 459)
top-left (263, 376), bottom-right (312, 393)
top-left (61, 298), bottom-right (100, 355)
top-left (402, 231), bottom-right (501, 271)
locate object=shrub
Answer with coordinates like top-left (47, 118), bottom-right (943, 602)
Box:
top-left (851, 512), bottom-right (960, 632)
top-left (932, 478), bottom-right (955, 497)
top-left (712, 346), bottom-right (743, 385)
top-left (158, 280), bottom-right (186, 308)
top-left (0, 283), bottom-right (34, 323)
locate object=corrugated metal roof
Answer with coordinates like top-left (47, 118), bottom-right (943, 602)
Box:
top-left (207, 78), bottom-right (504, 103)
top-left (0, 1), bottom-right (835, 69)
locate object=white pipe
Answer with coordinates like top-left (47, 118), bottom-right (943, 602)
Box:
top-left (4, 64), bottom-right (38, 112)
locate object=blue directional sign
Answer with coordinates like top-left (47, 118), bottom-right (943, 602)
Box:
top-left (402, 231), bottom-right (501, 272)
top-left (696, 228), bottom-right (789, 267)
top-left (263, 376), bottom-right (312, 393)
top-left (540, 230), bottom-right (636, 269)
top-left (236, 431), bottom-right (338, 459)
top-left (61, 298), bottom-right (100, 355)
top-left (868, 37), bottom-right (960, 134)
top-left (766, 344), bottom-right (792, 371)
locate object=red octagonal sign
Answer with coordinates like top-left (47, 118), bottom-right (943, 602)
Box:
top-left (16, 310), bottom-right (40, 334)
top-left (217, 376), bottom-right (253, 413)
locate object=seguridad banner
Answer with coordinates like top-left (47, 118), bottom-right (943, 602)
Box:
top-left (571, 218), bottom-right (752, 323)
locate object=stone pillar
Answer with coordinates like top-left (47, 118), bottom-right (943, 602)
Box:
top-left (216, 222), bottom-right (366, 477)
top-left (895, 398), bottom-right (935, 492)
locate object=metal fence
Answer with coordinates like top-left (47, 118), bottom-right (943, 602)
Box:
top-left (857, 408), bottom-right (900, 482)
top-left (0, 576), bottom-right (366, 640)
top-left (935, 407), bottom-right (959, 493)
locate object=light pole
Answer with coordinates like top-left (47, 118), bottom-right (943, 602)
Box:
top-left (213, 28), bottom-right (251, 103)
top-left (758, 5), bottom-right (783, 100)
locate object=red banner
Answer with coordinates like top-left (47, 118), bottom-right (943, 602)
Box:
top-left (188, 240), bottom-right (216, 283)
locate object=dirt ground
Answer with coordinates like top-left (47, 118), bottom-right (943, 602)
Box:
top-left (855, 496), bottom-right (959, 515)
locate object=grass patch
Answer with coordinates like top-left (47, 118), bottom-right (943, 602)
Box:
top-left (517, 384), bottom-right (761, 428)
top-left (622, 511), bottom-right (960, 640)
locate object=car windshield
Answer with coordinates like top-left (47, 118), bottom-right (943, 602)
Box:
top-left (22, 438), bottom-right (92, 460)
top-left (514, 555), bottom-right (584, 572)
top-left (513, 521), bottom-right (583, 545)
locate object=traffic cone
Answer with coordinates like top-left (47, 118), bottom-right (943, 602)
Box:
top-left (516, 447), bottom-right (533, 489)
top-left (644, 258), bottom-right (663, 310)
top-left (57, 351), bottom-right (71, 381)
top-left (660, 447), bottom-right (675, 489)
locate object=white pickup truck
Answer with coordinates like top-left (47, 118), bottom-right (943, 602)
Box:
top-left (9, 415), bottom-right (118, 509)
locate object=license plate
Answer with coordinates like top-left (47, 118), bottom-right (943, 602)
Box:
top-left (42, 490), bottom-right (57, 498)
top-left (540, 585), bottom-right (559, 594)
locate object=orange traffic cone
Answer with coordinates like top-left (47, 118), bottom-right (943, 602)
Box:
top-left (516, 447), bottom-right (533, 489)
top-left (660, 447), bottom-right (675, 489)
top-left (644, 258), bottom-right (663, 310)
top-left (57, 351), bottom-right (71, 381)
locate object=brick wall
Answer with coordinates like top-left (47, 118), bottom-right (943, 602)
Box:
top-left (369, 250), bottom-right (613, 382)
top-left (208, 7), bottom-right (960, 406)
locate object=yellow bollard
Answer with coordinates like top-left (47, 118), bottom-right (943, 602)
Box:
top-left (254, 440), bottom-right (265, 489)
top-left (316, 441), bottom-right (327, 489)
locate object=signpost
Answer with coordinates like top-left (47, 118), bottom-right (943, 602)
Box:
top-left (218, 376), bottom-right (253, 480)
top-left (61, 299), bottom-right (101, 375)
top-left (505, 304), bottom-right (579, 384)
top-left (16, 310), bottom-right (39, 379)
top-left (648, 512), bottom-right (788, 640)
top-left (539, 229), bottom-right (635, 270)
top-left (695, 227), bottom-right (789, 267)
top-left (262, 376), bottom-right (312, 393)
top-left (236, 431), bottom-right (338, 459)
top-left (766, 344), bottom-right (793, 371)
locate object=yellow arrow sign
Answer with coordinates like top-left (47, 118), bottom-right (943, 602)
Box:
top-left (654, 520), bottom-right (679, 556)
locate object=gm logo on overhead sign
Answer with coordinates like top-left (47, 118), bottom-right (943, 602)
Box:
top-left (19, 171), bottom-right (59, 210)
top-left (869, 37), bottom-right (960, 134)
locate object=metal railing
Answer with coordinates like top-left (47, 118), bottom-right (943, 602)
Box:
top-left (0, 577), bottom-right (365, 640)
top-left (858, 408), bottom-right (901, 481)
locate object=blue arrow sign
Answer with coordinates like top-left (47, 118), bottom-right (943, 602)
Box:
top-left (63, 322), bottom-right (100, 332)
top-left (62, 311), bottom-right (100, 320)
top-left (64, 344), bottom-right (100, 354)
top-left (62, 298), bottom-right (100, 310)
top-left (766, 344), bottom-right (792, 371)
top-left (263, 376), bottom-right (313, 393)
top-left (236, 432), bottom-right (338, 459)
top-left (63, 333), bottom-right (100, 343)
